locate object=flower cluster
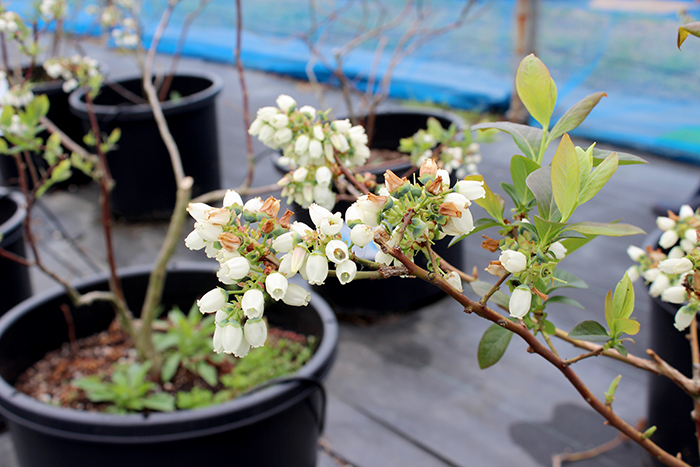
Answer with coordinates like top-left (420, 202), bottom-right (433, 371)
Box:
top-left (44, 55), bottom-right (103, 94)
top-left (628, 204), bottom-right (699, 330)
top-left (0, 72), bottom-right (34, 108)
top-left (87, 0), bottom-right (139, 49)
top-left (399, 116), bottom-right (484, 178)
top-left (185, 190), bottom-right (360, 356)
top-left (0, 10), bottom-right (19, 33)
top-left (249, 95), bottom-right (371, 210)
top-left (345, 159), bottom-right (485, 285)
top-left (40, 0), bottom-right (67, 20)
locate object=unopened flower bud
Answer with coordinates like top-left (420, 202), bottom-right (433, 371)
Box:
top-left (674, 305), bottom-right (697, 331)
top-left (626, 245), bottom-right (646, 262)
top-left (659, 230), bottom-right (680, 249)
top-left (548, 241), bottom-right (567, 260)
top-left (222, 322), bottom-right (243, 354)
top-left (656, 216), bottom-right (676, 231)
top-left (659, 257), bottom-right (694, 275)
top-left (649, 273), bottom-right (671, 297)
top-left (276, 94), bottom-right (296, 113)
top-left (509, 285), bottom-right (532, 319)
top-left (662, 286), bottom-right (688, 304)
top-left (679, 204), bottom-right (695, 219)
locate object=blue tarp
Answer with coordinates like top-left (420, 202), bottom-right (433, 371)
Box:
top-left (8, 0), bottom-right (700, 162)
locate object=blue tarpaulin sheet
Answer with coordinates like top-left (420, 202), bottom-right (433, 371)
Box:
top-left (7, 0), bottom-right (700, 163)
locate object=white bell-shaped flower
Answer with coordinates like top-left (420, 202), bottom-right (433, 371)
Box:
top-left (290, 245), bottom-right (308, 274)
top-left (243, 197), bottom-right (263, 213)
top-left (244, 318), bottom-right (268, 348)
top-left (509, 285), bottom-right (532, 319)
top-left (332, 119), bottom-right (352, 133)
top-left (661, 286), bottom-right (688, 304)
top-left (375, 250), bottom-right (393, 266)
top-left (330, 133), bottom-right (349, 153)
top-left (219, 257), bottom-right (250, 282)
top-left (336, 259), bottom-right (357, 284)
top-left (674, 305), bottom-right (697, 331)
top-left (679, 204), bottom-right (695, 219)
top-left (293, 167), bottom-right (309, 183)
top-left (350, 224), bottom-right (373, 247)
top-left (659, 230), bottom-right (680, 249)
top-left (309, 140), bottom-right (323, 160)
top-left (326, 240), bottom-right (349, 264)
top-left (306, 250), bottom-right (329, 285)
top-left (649, 273), bottom-right (671, 298)
top-left (265, 272), bottom-right (288, 301)
top-left (295, 134), bottom-right (310, 154)
top-left (197, 288), bottom-right (228, 314)
top-left (241, 289), bottom-right (265, 319)
top-left (187, 202), bottom-right (211, 222)
top-left (445, 271), bottom-right (463, 292)
top-left (642, 267), bottom-right (661, 282)
top-left (299, 105), bottom-right (316, 118)
top-left (626, 265), bottom-right (640, 282)
top-left (309, 204), bottom-right (333, 229)
top-left (626, 245), bottom-right (646, 262)
top-left (184, 230), bottom-right (206, 250)
top-left (223, 189), bottom-right (243, 207)
top-left (276, 94), bottom-right (296, 113)
top-left (315, 166), bottom-right (332, 186)
top-left (436, 169), bottom-right (451, 187)
top-left (656, 216), bottom-right (676, 231)
top-left (212, 324), bottom-right (224, 354)
top-left (548, 242), bottom-right (567, 260)
top-left (270, 113), bottom-right (289, 129)
top-left (320, 213), bottom-right (343, 236)
top-left (272, 231), bottom-right (297, 253)
top-left (441, 192), bottom-right (474, 236)
top-left (454, 180), bottom-right (486, 200)
top-left (222, 322), bottom-right (243, 354)
top-left (659, 258), bottom-right (693, 275)
top-left (499, 250), bottom-right (528, 273)
top-left (282, 283), bottom-right (311, 306)
top-left (232, 335), bottom-right (251, 358)
top-left (668, 246), bottom-right (686, 259)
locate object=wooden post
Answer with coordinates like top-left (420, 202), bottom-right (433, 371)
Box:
top-left (507, 0), bottom-right (539, 124)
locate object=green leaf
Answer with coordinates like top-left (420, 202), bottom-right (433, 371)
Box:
top-left (161, 353), bottom-right (181, 383)
top-left (568, 320), bottom-right (610, 342)
top-left (545, 268), bottom-right (588, 293)
top-left (545, 295), bottom-right (584, 309)
top-left (551, 134), bottom-right (580, 221)
top-left (470, 280), bottom-right (510, 309)
top-left (197, 361), bottom-right (219, 387)
top-left (533, 216), bottom-right (566, 245)
top-left (679, 21), bottom-right (700, 49)
top-left (500, 182), bottom-right (522, 207)
top-left (516, 54), bottom-right (556, 129)
top-left (560, 233), bottom-right (596, 256)
top-left (465, 175), bottom-right (504, 223)
top-left (604, 290), bottom-right (614, 330)
top-left (510, 155), bottom-right (540, 204)
top-left (612, 318), bottom-right (640, 336)
top-left (575, 145), bottom-right (593, 196)
top-left (477, 324), bottom-right (514, 369)
top-left (471, 122), bottom-right (542, 161)
top-left (142, 392), bottom-right (176, 412)
top-left (612, 342), bottom-right (628, 357)
top-left (526, 167), bottom-right (561, 222)
top-left (591, 148), bottom-right (646, 166)
top-left (549, 92), bottom-right (607, 142)
top-left (578, 152), bottom-right (618, 206)
top-left (564, 221), bottom-right (645, 237)
top-left (612, 274), bottom-right (635, 320)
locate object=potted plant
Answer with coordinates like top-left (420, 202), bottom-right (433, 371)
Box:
top-left (0, 263), bottom-right (337, 467)
top-left (0, 4), bottom-right (338, 466)
top-left (66, 0), bottom-right (223, 221)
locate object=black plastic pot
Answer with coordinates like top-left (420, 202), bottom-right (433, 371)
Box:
top-left (0, 187), bottom-right (31, 316)
top-left (0, 72), bottom-right (94, 188)
top-left (644, 229), bottom-right (699, 466)
top-left (69, 73), bottom-right (222, 221)
top-left (0, 262), bottom-right (338, 467)
top-left (296, 109), bottom-right (466, 319)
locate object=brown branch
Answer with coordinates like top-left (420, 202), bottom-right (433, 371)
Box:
top-left (234, 0), bottom-right (256, 189)
top-left (479, 272), bottom-right (510, 306)
top-left (564, 347), bottom-right (605, 366)
top-left (59, 303), bottom-right (79, 356)
top-left (334, 152), bottom-right (369, 195)
top-left (373, 233), bottom-right (691, 467)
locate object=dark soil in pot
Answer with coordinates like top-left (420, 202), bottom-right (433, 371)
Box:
top-left (68, 73), bottom-right (222, 221)
top-left (0, 263), bottom-right (337, 467)
top-left (0, 187), bottom-right (31, 316)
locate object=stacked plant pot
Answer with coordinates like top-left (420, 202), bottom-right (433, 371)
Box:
top-left (0, 187), bottom-right (31, 316)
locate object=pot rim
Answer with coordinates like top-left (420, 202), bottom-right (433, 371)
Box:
top-left (0, 261), bottom-right (338, 442)
top-left (0, 187), bottom-right (26, 248)
top-left (67, 71), bottom-right (223, 122)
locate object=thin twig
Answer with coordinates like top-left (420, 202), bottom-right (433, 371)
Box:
top-left (479, 273), bottom-right (510, 306)
top-left (59, 303), bottom-right (79, 356)
top-left (235, 0), bottom-right (256, 189)
top-left (334, 152), bottom-right (369, 195)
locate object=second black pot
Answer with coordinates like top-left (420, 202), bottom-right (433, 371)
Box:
top-left (0, 187), bottom-right (31, 316)
top-left (69, 73), bottom-right (222, 221)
